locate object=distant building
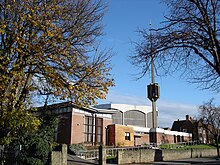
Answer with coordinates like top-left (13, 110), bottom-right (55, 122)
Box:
top-left (95, 103), bottom-right (155, 127)
top-left (171, 115), bottom-right (210, 143)
top-left (38, 102), bottom-right (193, 146)
top-left (96, 104), bottom-right (192, 146)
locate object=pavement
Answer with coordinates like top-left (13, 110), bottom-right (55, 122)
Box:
top-left (67, 155), bottom-right (220, 165)
top-left (140, 157), bottom-right (220, 165)
top-left (67, 154), bottom-right (98, 165)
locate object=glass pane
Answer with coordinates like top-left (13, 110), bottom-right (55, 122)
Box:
top-left (85, 117), bottom-right (88, 124)
top-left (89, 125), bottom-right (92, 133)
top-left (97, 126), bottom-right (102, 134)
top-left (89, 117), bottom-right (93, 125)
top-left (88, 134), bottom-right (91, 142)
top-left (84, 134), bottom-right (87, 142)
top-left (84, 125), bottom-right (88, 133)
top-left (97, 135), bottom-right (102, 143)
top-left (97, 118), bottom-right (102, 126)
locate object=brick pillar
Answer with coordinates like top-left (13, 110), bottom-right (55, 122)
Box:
top-left (98, 145), bottom-right (106, 165)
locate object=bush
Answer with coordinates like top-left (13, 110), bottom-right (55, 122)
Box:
top-left (69, 143), bottom-right (87, 155)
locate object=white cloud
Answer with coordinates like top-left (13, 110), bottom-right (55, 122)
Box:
top-left (98, 90), bottom-right (199, 128)
top-left (157, 100), bottom-right (198, 128)
top-left (100, 90), bottom-right (147, 105)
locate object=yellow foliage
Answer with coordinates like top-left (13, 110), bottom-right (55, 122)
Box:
top-left (0, 0), bottom-right (114, 144)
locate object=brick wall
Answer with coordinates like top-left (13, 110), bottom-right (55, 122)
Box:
top-left (70, 113), bottom-right (84, 144)
top-left (108, 124), bottom-right (134, 146)
top-left (149, 129), bottom-right (193, 144)
top-left (134, 134), bottom-right (149, 146)
top-left (108, 124), bottom-right (115, 146)
top-left (156, 133), bottom-right (175, 144)
top-left (102, 118), bottom-right (112, 145)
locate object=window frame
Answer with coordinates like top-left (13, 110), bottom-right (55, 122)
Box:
top-left (125, 132), bottom-right (131, 141)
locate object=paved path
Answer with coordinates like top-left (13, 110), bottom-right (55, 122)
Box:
top-left (135, 157), bottom-right (220, 165)
top-left (67, 155), bottom-right (220, 165)
top-left (67, 154), bottom-right (98, 165)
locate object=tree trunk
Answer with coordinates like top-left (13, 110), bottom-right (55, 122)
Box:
top-left (215, 136), bottom-right (219, 157)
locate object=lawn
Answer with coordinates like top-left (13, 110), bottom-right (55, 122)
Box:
top-left (160, 143), bottom-right (216, 150)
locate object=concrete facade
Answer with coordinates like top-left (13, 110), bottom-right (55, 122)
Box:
top-left (95, 103), bottom-right (156, 128)
top-left (51, 144), bottom-right (67, 165)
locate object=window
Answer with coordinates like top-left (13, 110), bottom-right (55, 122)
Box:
top-left (95, 117), bottom-right (103, 143)
top-left (84, 116), bottom-right (103, 144)
top-left (84, 116), bottom-right (95, 143)
top-left (198, 128), bottom-right (203, 134)
top-left (125, 132), bottom-right (130, 140)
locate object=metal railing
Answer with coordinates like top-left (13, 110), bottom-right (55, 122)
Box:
top-left (77, 149), bottom-right (99, 160)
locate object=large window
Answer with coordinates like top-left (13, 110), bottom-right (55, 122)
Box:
top-left (84, 116), bottom-right (95, 143)
top-left (84, 115), bottom-right (103, 144)
top-left (96, 117), bottom-right (103, 143)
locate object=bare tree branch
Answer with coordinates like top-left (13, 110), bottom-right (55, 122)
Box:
top-left (132, 0), bottom-right (220, 92)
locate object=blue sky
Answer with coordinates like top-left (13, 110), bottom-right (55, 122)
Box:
top-left (98, 0), bottom-right (220, 127)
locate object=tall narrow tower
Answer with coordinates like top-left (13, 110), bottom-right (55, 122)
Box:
top-left (147, 21), bottom-right (160, 128)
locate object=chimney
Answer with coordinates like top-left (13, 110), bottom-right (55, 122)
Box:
top-left (186, 115), bottom-right (189, 120)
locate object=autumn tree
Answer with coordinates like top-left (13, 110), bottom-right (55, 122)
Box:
top-left (198, 99), bottom-right (220, 157)
top-left (131, 0), bottom-right (220, 91)
top-left (0, 0), bottom-right (114, 144)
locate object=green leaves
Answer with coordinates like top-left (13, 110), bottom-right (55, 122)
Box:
top-left (18, 114), bottom-right (59, 165)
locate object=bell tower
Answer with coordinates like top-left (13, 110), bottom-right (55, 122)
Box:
top-left (147, 20), bottom-right (160, 128)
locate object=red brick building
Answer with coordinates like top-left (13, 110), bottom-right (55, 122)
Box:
top-left (39, 102), bottom-right (193, 146)
top-left (41, 102), bottom-right (115, 145)
top-left (96, 104), bottom-right (192, 146)
top-left (106, 125), bottom-right (192, 146)
top-left (171, 115), bottom-right (210, 143)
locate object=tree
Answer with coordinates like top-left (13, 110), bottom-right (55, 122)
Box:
top-left (0, 0), bottom-right (114, 144)
top-left (198, 99), bottom-right (220, 157)
top-left (131, 0), bottom-right (220, 91)
top-left (18, 113), bottom-right (59, 165)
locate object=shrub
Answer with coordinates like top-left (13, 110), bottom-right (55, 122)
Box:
top-left (69, 143), bottom-right (87, 155)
